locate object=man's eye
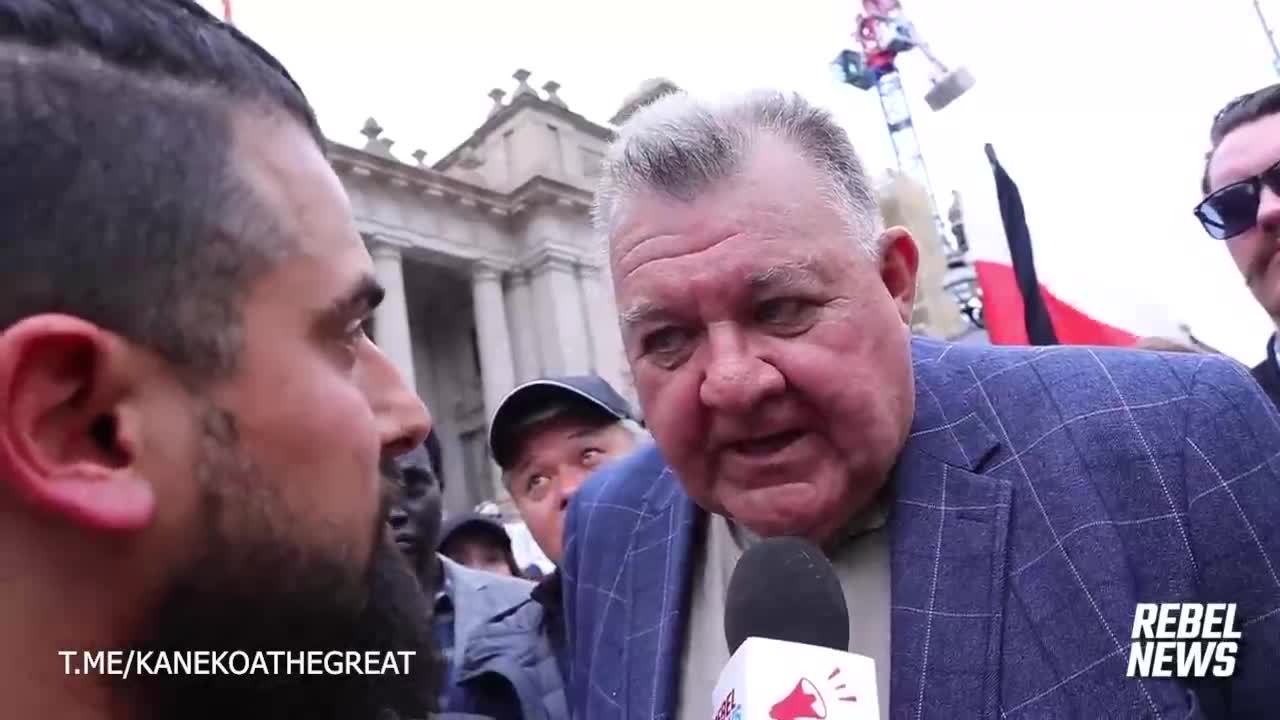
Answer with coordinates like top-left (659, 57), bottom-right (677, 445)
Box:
top-left (526, 475), bottom-right (550, 494)
top-left (333, 321), bottom-right (370, 364)
top-left (642, 327), bottom-right (692, 356)
top-left (582, 448), bottom-right (603, 466)
top-left (755, 298), bottom-right (812, 327)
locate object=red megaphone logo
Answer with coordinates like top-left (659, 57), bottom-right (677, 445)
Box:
top-left (769, 678), bottom-right (827, 720)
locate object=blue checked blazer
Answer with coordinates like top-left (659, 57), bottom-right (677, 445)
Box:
top-left (560, 338), bottom-right (1280, 719)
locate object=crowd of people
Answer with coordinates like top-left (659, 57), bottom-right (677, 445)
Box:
top-left (3, 1), bottom-right (1280, 718)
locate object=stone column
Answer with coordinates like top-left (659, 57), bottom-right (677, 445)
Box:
top-left (409, 322), bottom-right (438, 410)
top-left (504, 270), bottom-right (541, 382)
top-left (530, 252), bottom-right (592, 375)
top-left (471, 263), bottom-right (517, 426)
top-left (370, 241), bottom-right (417, 394)
top-left (578, 264), bottom-right (629, 394)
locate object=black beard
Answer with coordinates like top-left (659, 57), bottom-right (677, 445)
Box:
top-left (120, 407), bottom-right (442, 720)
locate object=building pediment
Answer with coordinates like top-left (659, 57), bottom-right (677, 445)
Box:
top-left (435, 89), bottom-right (614, 174)
top-left (329, 139), bottom-right (593, 222)
top-left (329, 140), bottom-right (510, 212)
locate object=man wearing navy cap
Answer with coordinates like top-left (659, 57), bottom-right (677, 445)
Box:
top-left (488, 376), bottom-right (645, 564)
top-left (437, 511), bottom-right (523, 578)
top-left (452, 375), bottom-right (647, 720)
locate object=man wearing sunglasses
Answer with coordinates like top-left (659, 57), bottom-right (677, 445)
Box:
top-left (1196, 82), bottom-right (1280, 408)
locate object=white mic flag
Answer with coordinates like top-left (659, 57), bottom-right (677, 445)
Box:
top-left (710, 636), bottom-right (878, 720)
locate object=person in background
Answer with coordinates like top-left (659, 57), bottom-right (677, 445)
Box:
top-left (563, 88), bottom-right (1280, 719)
top-left (0, 1), bottom-right (440, 718)
top-left (438, 512), bottom-right (524, 578)
top-left (1195, 82), bottom-right (1280, 409)
top-left (454, 376), bottom-right (647, 720)
top-left (387, 437), bottom-right (532, 714)
top-left (389, 432), bottom-right (447, 592)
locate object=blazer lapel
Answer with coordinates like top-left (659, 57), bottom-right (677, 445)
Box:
top-left (890, 342), bottom-right (1013, 719)
top-left (621, 465), bottom-right (699, 720)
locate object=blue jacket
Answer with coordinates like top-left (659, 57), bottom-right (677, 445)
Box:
top-left (561, 338), bottom-right (1280, 719)
top-left (453, 573), bottom-right (569, 720)
top-left (437, 557), bottom-right (534, 712)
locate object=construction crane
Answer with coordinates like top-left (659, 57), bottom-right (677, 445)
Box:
top-left (832, 0), bottom-right (984, 329)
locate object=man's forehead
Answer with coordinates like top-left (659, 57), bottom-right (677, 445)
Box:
top-left (609, 135), bottom-right (836, 275)
top-left (512, 415), bottom-right (615, 464)
top-left (617, 249), bottom-right (830, 321)
top-left (230, 109), bottom-right (362, 255)
top-left (1209, 113), bottom-right (1280, 189)
top-left (610, 198), bottom-right (833, 292)
top-left (231, 115), bottom-right (375, 314)
top-left (609, 188), bottom-right (742, 266)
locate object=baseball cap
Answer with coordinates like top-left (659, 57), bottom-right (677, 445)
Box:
top-left (436, 512), bottom-right (512, 553)
top-left (487, 375), bottom-right (636, 469)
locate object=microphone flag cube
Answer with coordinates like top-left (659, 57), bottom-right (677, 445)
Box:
top-left (711, 637), bottom-right (878, 720)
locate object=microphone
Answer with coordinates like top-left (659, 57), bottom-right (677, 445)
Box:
top-left (713, 537), bottom-right (879, 720)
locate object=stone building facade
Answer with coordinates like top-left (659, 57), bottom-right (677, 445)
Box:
top-left (335, 71), bottom-right (974, 514)
top-left (876, 171), bottom-right (971, 340)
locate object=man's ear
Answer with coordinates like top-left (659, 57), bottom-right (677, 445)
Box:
top-left (0, 315), bottom-right (155, 532)
top-left (877, 226), bottom-right (921, 324)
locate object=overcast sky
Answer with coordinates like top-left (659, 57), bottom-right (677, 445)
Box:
top-left (205, 0), bottom-right (1280, 364)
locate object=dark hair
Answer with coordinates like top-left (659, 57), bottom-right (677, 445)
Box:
top-left (0, 0), bottom-right (323, 380)
top-left (1202, 83), bottom-right (1280, 194)
top-left (438, 518), bottom-right (523, 578)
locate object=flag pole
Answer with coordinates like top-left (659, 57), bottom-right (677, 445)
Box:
top-left (1253, 0), bottom-right (1280, 77)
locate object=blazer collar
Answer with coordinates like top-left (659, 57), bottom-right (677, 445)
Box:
top-left (636, 441), bottom-right (686, 514)
top-left (907, 339), bottom-right (1003, 472)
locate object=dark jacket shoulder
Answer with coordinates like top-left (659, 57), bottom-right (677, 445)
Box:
top-left (454, 573), bottom-right (568, 720)
top-left (1250, 336), bottom-right (1280, 411)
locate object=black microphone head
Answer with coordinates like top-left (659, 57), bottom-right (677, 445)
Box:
top-left (724, 536), bottom-right (849, 655)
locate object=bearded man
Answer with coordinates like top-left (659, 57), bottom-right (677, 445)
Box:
top-left (0, 1), bottom-right (441, 718)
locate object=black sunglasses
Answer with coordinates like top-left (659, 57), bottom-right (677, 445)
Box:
top-left (1194, 157), bottom-right (1280, 240)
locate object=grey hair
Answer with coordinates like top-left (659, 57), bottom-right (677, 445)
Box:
top-left (592, 89), bottom-right (883, 256)
top-left (618, 418), bottom-right (651, 443)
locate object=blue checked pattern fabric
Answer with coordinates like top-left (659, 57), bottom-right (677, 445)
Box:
top-left (560, 337), bottom-right (1280, 719)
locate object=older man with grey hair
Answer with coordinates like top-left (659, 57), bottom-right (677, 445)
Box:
top-left (560, 89), bottom-right (1280, 719)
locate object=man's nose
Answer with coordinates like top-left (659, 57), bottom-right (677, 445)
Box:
top-left (699, 324), bottom-right (785, 412)
top-left (1259, 184), bottom-right (1280, 237)
top-left (387, 506), bottom-right (409, 529)
top-left (362, 339), bottom-right (432, 458)
top-left (557, 467), bottom-right (590, 510)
